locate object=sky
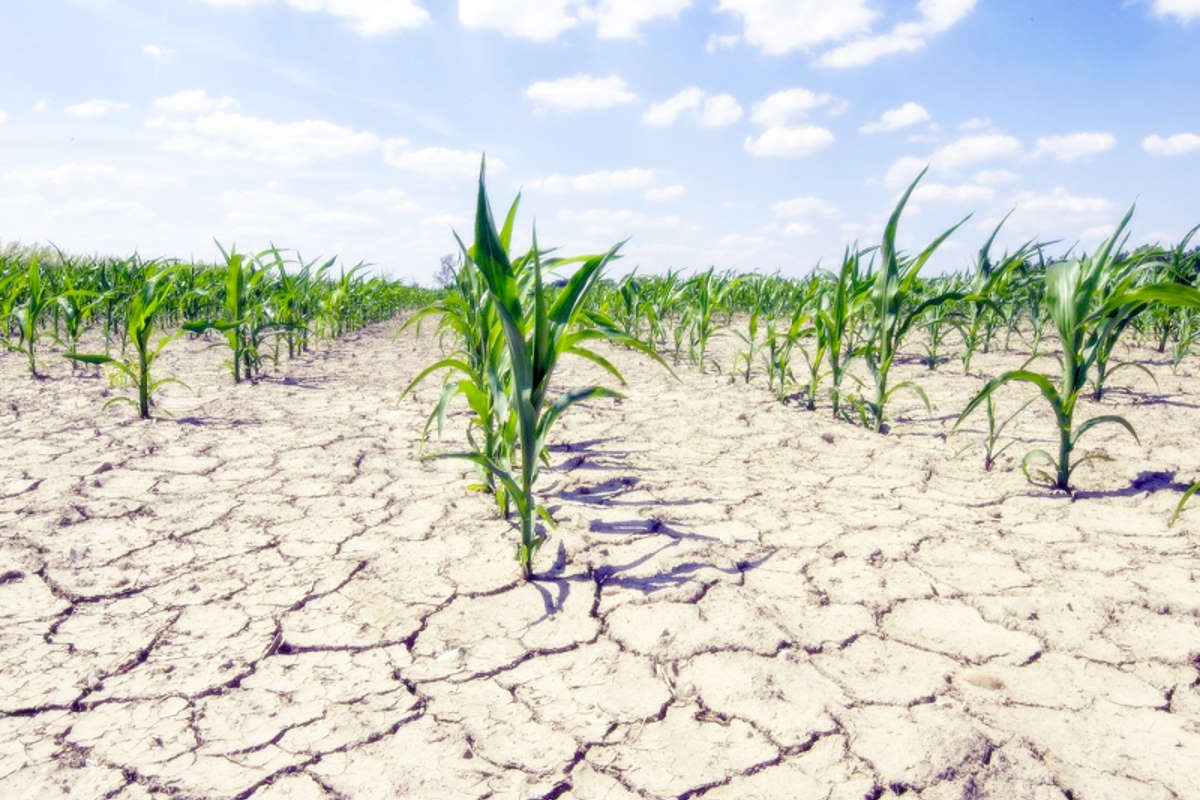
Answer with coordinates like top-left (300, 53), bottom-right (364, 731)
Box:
top-left (2, 0), bottom-right (1199, 283)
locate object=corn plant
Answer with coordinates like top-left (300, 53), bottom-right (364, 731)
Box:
top-left (6, 255), bottom-right (58, 377)
top-left (66, 263), bottom-right (187, 418)
top-left (863, 169), bottom-right (968, 432)
top-left (810, 246), bottom-right (872, 418)
top-left (955, 207), bottom-right (1153, 491)
top-left (683, 268), bottom-right (737, 372)
top-left (401, 216), bottom-right (517, 516)
top-left (426, 160), bottom-right (663, 578)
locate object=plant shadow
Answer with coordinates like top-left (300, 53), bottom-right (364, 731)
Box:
top-left (1072, 470), bottom-right (1195, 500)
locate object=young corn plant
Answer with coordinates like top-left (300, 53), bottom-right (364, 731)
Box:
top-left (401, 206), bottom-right (518, 516)
top-left (955, 207), bottom-right (1152, 491)
top-left (7, 255), bottom-right (58, 377)
top-left (811, 246), bottom-right (873, 418)
top-left (67, 263), bottom-right (188, 419)
top-left (436, 160), bottom-right (663, 579)
top-left (863, 169), bottom-right (969, 432)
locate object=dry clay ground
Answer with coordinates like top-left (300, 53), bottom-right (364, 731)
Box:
top-left (1, 318), bottom-right (1199, 800)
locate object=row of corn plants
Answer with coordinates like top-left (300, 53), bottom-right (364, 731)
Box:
top-left (1, 243), bottom-right (436, 417)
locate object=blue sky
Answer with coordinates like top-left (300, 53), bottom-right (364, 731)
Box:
top-left (2, 0), bottom-right (1199, 282)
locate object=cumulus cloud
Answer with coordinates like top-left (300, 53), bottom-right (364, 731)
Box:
top-left (972, 169), bottom-right (1019, 184)
top-left (911, 182), bottom-right (993, 204)
top-left (383, 143), bottom-right (502, 177)
top-left (1142, 132), bottom-right (1200, 156)
top-left (643, 87), bottom-right (703, 126)
top-left (459, 0), bottom-right (691, 40)
top-left (142, 43), bottom-right (173, 58)
top-left (1014, 187), bottom-right (1111, 216)
top-left (860, 101), bottom-right (930, 134)
top-left (152, 109), bottom-right (380, 165)
top-left (6, 162), bottom-right (180, 189)
top-left (700, 94), bottom-right (744, 126)
top-left (715, 0), bottom-right (876, 55)
top-left (771, 196), bottom-right (838, 218)
top-left (557, 207), bottom-right (681, 236)
top-left (643, 87), bottom-right (742, 127)
top-left (744, 125), bottom-right (835, 158)
top-left (645, 184), bottom-right (685, 203)
top-left (818, 0), bottom-right (978, 68)
top-left (153, 89), bottom-right (239, 114)
top-left (65, 98), bottom-right (130, 118)
top-left (1032, 132), bottom-right (1116, 162)
top-left (580, 0), bottom-right (693, 38)
top-left (525, 74), bottom-right (636, 111)
top-left (1148, 0), bottom-right (1200, 23)
top-left (192, 0), bottom-right (429, 36)
top-left (529, 168), bottom-right (656, 194)
top-left (749, 88), bottom-right (843, 126)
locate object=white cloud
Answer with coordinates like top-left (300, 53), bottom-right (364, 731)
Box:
top-left (153, 89), bottom-right (239, 114)
top-left (749, 88), bottom-right (842, 126)
top-left (459, 0), bottom-right (689, 40)
top-left (525, 74), bottom-right (636, 111)
top-left (581, 0), bottom-right (693, 38)
top-left (958, 115), bottom-right (990, 130)
top-left (1142, 132), bottom-right (1200, 156)
top-left (6, 162), bottom-right (180, 189)
top-left (643, 87), bottom-right (703, 126)
top-left (557, 207), bottom-right (681, 236)
top-left (772, 196), bottom-right (837, 218)
top-left (155, 111), bottom-right (380, 165)
top-left (33, 99), bottom-right (47, 113)
top-left (817, 0), bottom-right (978, 68)
top-left (860, 101), bottom-right (930, 133)
top-left (911, 182), bottom-right (993, 204)
top-left (884, 155), bottom-right (929, 188)
top-left (705, 32), bottom-right (740, 52)
top-left (972, 169), bottom-right (1019, 184)
top-left (1148, 0), bottom-right (1200, 23)
top-left (700, 94), bottom-right (744, 127)
top-left (65, 98), bottom-right (129, 118)
top-left (142, 43), bottom-right (173, 58)
top-left (383, 142), bottom-right (501, 177)
top-left (193, 0), bottom-right (429, 35)
top-left (644, 88), bottom-right (742, 127)
top-left (342, 187), bottom-right (421, 214)
top-left (715, 0), bottom-right (876, 55)
top-left (745, 125), bottom-right (835, 158)
top-left (51, 198), bottom-right (152, 219)
top-left (645, 184), bottom-right (685, 202)
top-left (530, 168), bottom-right (656, 194)
top-left (782, 221), bottom-right (815, 236)
top-left (1032, 131), bottom-right (1116, 162)
top-left (0, 110), bottom-right (6, 124)
top-left (932, 133), bottom-right (1021, 170)
top-left (1014, 187), bottom-right (1110, 216)
top-left (885, 133), bottom-right (1021, 188)
top-left (421, 213), bottom-right (470, 229)
top-left (459, 0), bottom-right (576, 39)
top-left (718, 232), bottom-right (766, 248)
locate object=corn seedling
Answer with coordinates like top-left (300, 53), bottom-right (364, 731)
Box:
top-left (864, 169), bottom-right (968, 432)
top-left (421, 159), bottom-right (664, 578)
top-left (955, 207), bottom-right (1154, 491)
top-left (67, 263), bottom-right (188, 418)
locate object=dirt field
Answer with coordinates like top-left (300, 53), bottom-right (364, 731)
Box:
top-left (2, 319), bottom-right (1199, 800)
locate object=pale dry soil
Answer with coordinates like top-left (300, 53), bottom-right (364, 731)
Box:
top-left (1, 320), bottom-right (1199, 800)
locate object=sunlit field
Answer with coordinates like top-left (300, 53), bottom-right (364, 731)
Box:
top-left (3, 163), bottom-right (1199, 799)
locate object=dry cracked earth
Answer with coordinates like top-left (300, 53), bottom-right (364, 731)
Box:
top-left (2, 319), bottom-right (1199, 800)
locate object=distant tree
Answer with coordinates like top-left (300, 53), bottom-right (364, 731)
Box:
top-left (434, 253), bottom-right (459, 288)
